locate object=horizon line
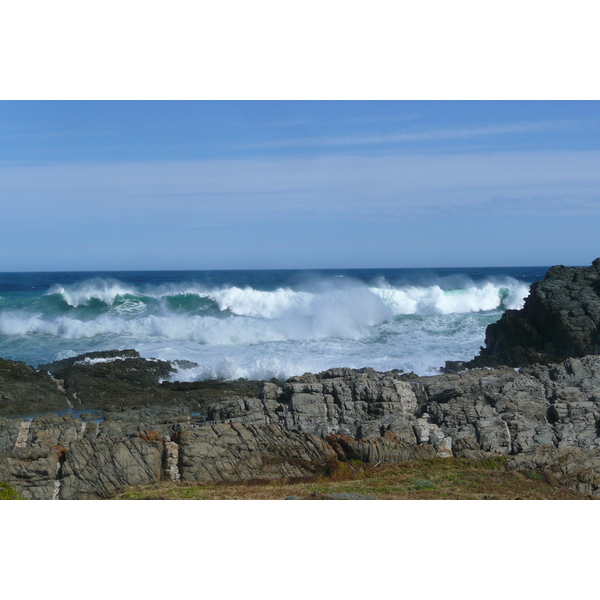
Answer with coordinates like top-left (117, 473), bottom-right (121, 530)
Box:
top-left (0, 263), bottom-right (570, 275)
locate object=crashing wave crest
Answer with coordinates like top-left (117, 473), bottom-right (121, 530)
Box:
top-left (43, 276), bottom-right (529, 317)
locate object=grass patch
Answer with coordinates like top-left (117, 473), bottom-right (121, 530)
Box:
top-left (409, 478), bottom-right (435, 490)
top-left (111, 457), bottom-right (595, 500)
top-left (0, 482), bottom-right (25, 500)
top-left (479, 456), bottom-right (507, 470)
top-left (520, 470), bottom-right (547, 482)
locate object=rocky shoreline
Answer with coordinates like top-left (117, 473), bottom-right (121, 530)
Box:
top-left (2, 259), bottom-right (600, 499)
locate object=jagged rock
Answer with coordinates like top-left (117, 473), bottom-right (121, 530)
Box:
top-left (522, 357), bottom-right (600, 450)
top-left (26, 414), bottom-right (83, 448)
top-left (326, 431), bottom-right (436, 463)
top-left (506, 446), bottom-right (600, 496)
top-left (177, 422), bottom-right (337, 482)
top-left (59, 436), bottom-right (164, 499)
top-left (100, 406), bottom-right (193, 438)
top-left (451, 437), bottom-right (498, 461)
top-left (205, 397), bottom-right (279, 427)
top-left (275, 368), bottom-right (419, 440)
top-left (0, 418), bottom-right (22, 453)
top-left (2, 357), bottom-right (600, 499)
top-left (0, 412), bottom-right (172, 498)
top-left (0, 446), bottom-right (61, 500)
top-left (475, 258), bottom-right (600, 367)
top-left (413, 367), bottom-right (556, 456)
top-left (201, 368), bottom-right (420, 443)
top-left (413, 415), bottom-right (453, 457)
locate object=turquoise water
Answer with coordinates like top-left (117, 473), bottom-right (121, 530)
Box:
top-left (0, 267), bottom-right (546, 378)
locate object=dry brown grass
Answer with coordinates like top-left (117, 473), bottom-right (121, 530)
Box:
top-left (112, 457), bottom-right (595, 500)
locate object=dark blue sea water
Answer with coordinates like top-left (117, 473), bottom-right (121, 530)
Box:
top-left (0, 267), bottom-right (547, 378)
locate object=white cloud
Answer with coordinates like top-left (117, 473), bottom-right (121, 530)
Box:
top-left (244, 119), bottom-right (598, 149)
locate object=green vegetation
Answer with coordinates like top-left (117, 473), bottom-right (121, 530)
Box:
top-left (111, 457), bottom-right (594, 500)
top-left (0, 482), bottom-right (25, 500)
top-left (409, 478), bottom-right (435, 490)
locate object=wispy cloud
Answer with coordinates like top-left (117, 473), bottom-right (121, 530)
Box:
top-left (2, 149), bottom-right (600, 229)
top-left (337, 113), bottom-right (421, 125)
top-left (244, 119), bottom-right (598, 149)
top-left (231, 118), bottom-right (317, 129)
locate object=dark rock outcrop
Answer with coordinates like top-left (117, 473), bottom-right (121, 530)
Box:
top-left (39, 349), bottom-right (177, 410)
top-left (0, 357), bottom-right (70, 416)
top-left (38, 349), bottom-right (142, 373)
top-left (473, 259), bottom-right (600, 367)
top-left (0, 350), bottom-right (263, 416)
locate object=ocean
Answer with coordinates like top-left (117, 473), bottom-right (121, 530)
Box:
top-left (0, 267), bottom-right (546, 380)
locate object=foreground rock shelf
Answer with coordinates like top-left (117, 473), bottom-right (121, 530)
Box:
top-left (2, 356), bottom-right (600, 498)
top-left (1, 260), bottom-right (600, 499)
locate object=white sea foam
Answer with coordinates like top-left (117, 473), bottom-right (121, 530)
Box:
top-left (0, 309), bottom-right (375, 344)
top-left (151, 313), bottom-right (489, 381)
top-left (370, 280), bottom-right (529, 315)
top-left (75, 356), bottom-right (128, 365)
top-left (111, 299), bottom-right (147, 315)
top-left (47, 279), bottom-right (139, 307)
top-left (209, 286), bottom-right (314, 318)
top-left (44, 276), bottom-right (529, 317)
top-left (0, 312), bottom-right (47, 335)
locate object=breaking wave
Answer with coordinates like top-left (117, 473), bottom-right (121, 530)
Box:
top-left (40, 276), bottom-right (529, 321)
top-left (47, 280), bottom-right (139, 307)
top-left (0, 272), bottom-right (533, 377)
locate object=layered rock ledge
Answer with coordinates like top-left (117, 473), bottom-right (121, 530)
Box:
top-left (2, 355), bottom-right (600, 498)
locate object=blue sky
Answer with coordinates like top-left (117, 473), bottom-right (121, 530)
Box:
top-left (1, 100), bottom-right (599, 271)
